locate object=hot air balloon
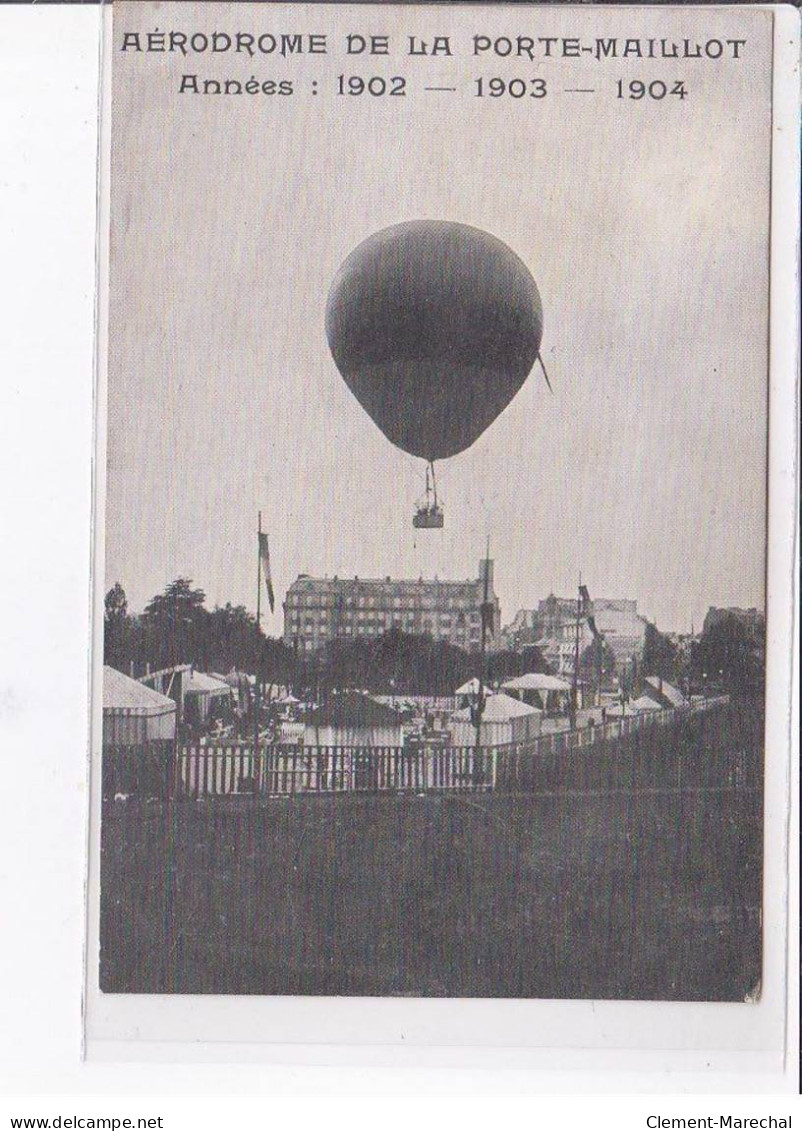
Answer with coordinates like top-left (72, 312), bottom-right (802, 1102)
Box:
top-left (325, 220), bottom-right (548, 528)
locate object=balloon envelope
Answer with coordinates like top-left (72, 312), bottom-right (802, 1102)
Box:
top-left (325, 221), bottom-right (543, 462)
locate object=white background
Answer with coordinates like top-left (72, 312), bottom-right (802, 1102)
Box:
top-left (0, 2), bottom-right (798, 1119)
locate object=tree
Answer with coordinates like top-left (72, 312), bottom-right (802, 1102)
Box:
top-left (207, 603), bottom-right (295, 683)
top-left (641, 622), bottom-right (678, 683)
top-left (207, 603), bottom-right (260, 673)
top-left (694, 613), bottom-right (764, 697)
top-left (104, 582), bottom-right (132, 671)
top-left (579, 636), bottom-right (617, 690)
top-left (105, 582), bottom-right (128, 622)
top-left (102, 577), bottom-right (294, 682)
top-left (139, 578), bottom-right (210, 670)
top-left (519, 643), bottom-right (550, 675)
top-left (321, 629), bottom-right (476, 697)
top-left (486, 646), bottom-right (548, 685)
top-left (143, 577), bottom-right (207, 623)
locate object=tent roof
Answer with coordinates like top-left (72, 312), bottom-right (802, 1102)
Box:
top-left (185, 670), bottom-right (232, 695)
top-left (307, 691), bottom-right (403, 729)
top-left (455, 677), bottom-right (497, 696)
top-left (643, 676), bottom-right (687, 708)
top-left (103, 666), bottom-right (176, 717)
top-left (606, 699), bottom-right (659, 717)
top-left (453, 692), bottom-right (541, 722)
top-left (140, 664), bottom-right (192, 680)
top-left (502, 672), bottom-right (572, 692)
top-left (631, 695), bottom-right (663, 712)
top-left (604, 703), bottom-right (628, 717)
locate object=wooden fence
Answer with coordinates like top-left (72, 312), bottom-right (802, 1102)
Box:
top-left (103, 697), bottom-right (748, 801)
top-left (176, 742), bottom-right (493, 797)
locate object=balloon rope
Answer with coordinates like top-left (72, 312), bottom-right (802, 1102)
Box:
top-left (538, 352), bottom-right (554, 394)
top-left (429, 460), bottom-right (438, 508)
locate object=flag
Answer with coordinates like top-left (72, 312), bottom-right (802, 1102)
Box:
top-left (258, 532), bottom-right (275, 613)
top-left (587, 614), bottom-right (602, 640)
top-left (579, 583), bottom-right (602, 640)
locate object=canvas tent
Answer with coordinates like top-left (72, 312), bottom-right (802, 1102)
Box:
top-left (183, 670), bottom-right (233, 725)
top-left (103, 665), bottom-right (177, 745)
top-left (501, 672), bottom-right (571, 713)
top-left (455, 677), bottom-right (496, 709)
top-left (642, 676), bottom-right (688, 710)
top-left (630, 695), bottom-right (663, 713)
top-left (304, 691), bottom-right (404, 747)
top-left (102, 666), bottom-right (177, 800)
top-left (451, 691), bottom-right (541, 747)
top-left (139, 664), bottom-right (234, 726)
top-left (605, 696), bottom-right (661, 718)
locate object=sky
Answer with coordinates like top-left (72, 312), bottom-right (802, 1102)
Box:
top-left (105, 2), bottom-right (772, 635)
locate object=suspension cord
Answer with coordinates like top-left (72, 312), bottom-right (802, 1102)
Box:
top-left (429, 460), bottom-right (438, 508)
top-left (538, 352), bottom-right (554, 393)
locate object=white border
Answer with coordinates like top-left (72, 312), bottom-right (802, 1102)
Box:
top-left (83, 2), bottom-right (800, 1086)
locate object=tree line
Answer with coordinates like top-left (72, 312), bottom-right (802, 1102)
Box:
top-left (105, 578), bottom-right (765, 700)
top-left (103, 578), bottom-right (550, 697)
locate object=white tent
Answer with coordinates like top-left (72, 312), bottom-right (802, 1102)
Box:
top-left (642, 676), bottom-right (688, 709)
top-left (501, 672), bottom-right (572, 711)
top-left (630, 695), bottom-right (663, 713)
top-left (103, 665), bottom-right (176, 744)
top-left (604, 703), bottom-right (628, 718)
top-left (606, 699), bottom-right (659, 718)
top-left (451, 692), bottom-right (541, 747)
top-left (185, 670), bottom-right (231, 696)
top-left (455, 677), bottom-right (496, 697)
top-left (502, 673), bottom-right (571, 692)
top-left (181, 669), bottom-right (233, 724)
top-left (455, 677), bottom-right (497, 710)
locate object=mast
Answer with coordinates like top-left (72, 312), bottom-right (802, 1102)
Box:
top-left (596, 628), bottom-right (603, 705)
top-left (571, 572), bottom-right (581, 729)
top-left (474, 536), bottom-right (491, 779)
top-left (254, 511), bottom-right (262, 772)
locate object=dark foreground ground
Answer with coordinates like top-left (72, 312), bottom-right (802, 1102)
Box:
top-left (100, 704), bottom-right (763, 1000)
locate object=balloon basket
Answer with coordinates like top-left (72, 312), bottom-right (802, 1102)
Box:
top-left (413, 505), bottom-right (444, 530)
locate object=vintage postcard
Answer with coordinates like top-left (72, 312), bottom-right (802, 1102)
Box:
top-left (85, 0), bottom-right (797, 1058)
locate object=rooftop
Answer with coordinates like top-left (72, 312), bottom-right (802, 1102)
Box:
top-left (502, 673), bottom-right (572, 692)
top-left (103, 665), bottom-right (176, 718)
top-left (453, 692), bottom-right (541, 722)
top-left (306, 690), bottom-right (403, 730)
top-left (289, 574), bottom-right (485, 591)
top-left (643, 676), bottom-right (687, 708)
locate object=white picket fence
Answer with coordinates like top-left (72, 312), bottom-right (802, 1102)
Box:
top-left (174, 698), bottom-right (730, 799)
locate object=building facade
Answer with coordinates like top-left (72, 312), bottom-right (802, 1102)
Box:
top-left (702, 606), bottom-right (765, 640)
top-left (503, 594), bottom-right (649, 676)
top-left (283, 560), bottom-right (501, 654)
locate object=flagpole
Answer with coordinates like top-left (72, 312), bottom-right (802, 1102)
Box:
top-left (254, 511), bottom-right (262, 778)
top-left (475, 536), bottom-right (491, 781)
top-left (571, 571), bottom-right (581, 730)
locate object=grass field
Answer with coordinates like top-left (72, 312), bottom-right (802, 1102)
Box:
top-left (99, 704), bottom-right (763, 1001)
